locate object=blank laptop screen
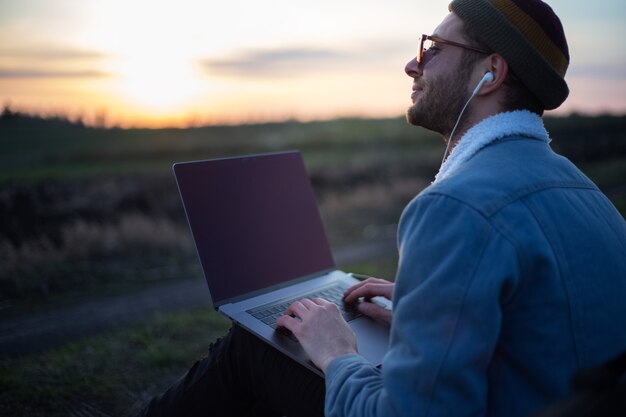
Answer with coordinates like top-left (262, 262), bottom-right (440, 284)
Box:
top-left (174, 151), bottom-right (335, 306)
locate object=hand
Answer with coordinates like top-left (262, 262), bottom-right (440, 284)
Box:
top-left (344, 277), bottom-right (394, 325)
top-left (276, 298), bottom-right (357, 373)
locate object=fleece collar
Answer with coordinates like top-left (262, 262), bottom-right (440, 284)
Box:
top-left (434, 110), bottom-right (550, 183)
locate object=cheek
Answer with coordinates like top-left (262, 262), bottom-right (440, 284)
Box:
top-left (420, 73), bottom-right (440, 96)
top-left (426, 66), bottom-right (458, 91)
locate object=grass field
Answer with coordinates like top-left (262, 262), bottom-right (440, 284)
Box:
top-left (0, 115), bottom-right (439, 181)
top-left (0, 115), bottom-right (441, 311)
top-left (0, 112), bottom-right (625, 415)
top-left (0, 305), bottom-right (231, 417)
top-left (2, 113), bottom-right (625, 309)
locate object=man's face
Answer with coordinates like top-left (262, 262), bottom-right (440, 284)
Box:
top-left (405, 14), bottom-right (475, 137)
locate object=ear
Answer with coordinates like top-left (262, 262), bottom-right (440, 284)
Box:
top-left (475, 54), bottom-right (509, 96)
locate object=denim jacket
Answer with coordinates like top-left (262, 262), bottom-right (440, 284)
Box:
top-left (325, 133), bottom-right (626, 417)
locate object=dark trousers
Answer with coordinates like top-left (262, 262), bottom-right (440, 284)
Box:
top-left (138, 324), bottom-right (325, 417)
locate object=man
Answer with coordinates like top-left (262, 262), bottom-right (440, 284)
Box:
top-left (140, 1), bottom-right (626, 416)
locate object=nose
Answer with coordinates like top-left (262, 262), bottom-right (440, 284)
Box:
top-left (405, 57), bottom-right (421, 78)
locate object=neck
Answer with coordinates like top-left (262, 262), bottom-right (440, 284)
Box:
top-left (443, 119), bottom-right (471, 151)
top-left (445, 97), bottom-right (503, 152)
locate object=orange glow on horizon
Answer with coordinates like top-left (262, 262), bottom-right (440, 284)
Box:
top-left (4, 73), bottom-right (625, 129)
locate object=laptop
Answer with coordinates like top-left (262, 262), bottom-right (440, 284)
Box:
top-left (173, 150), bottom-right (391, 376)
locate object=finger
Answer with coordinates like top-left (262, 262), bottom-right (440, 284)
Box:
top-left (310, 297), bottom-right (332, 306)
top-left (275, 314), bottom-right (300, 331)
top-left (298, 298), bottom-right (319, 309)
top-left (302, 297), bottom-right (335, 310)
top-left (283, 300), bottom-right (309, 318)
top-left (344, 283), bottom-right (393, 303)
top-left (358, 301), bottom-right (392, 325)
top-left (300, 298), bottom-right (319, 319)
top-left (344, 277), bottom-right (389, 298)
top-left (311, 298), bottom-right (342, 315)
top-left (344, 277), bottom-right (375, 294)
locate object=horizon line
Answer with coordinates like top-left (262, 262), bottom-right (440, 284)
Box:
top-left (2, 103), bottom-right (625, 130)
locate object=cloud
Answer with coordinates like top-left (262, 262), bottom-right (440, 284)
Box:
top-left (0, 45), bottom-right (110, 79)
top-left (0, 46), bottom-right (108, 61)
top-left (0, 68), bottom-right (108, 78)
top-left (200, 46), bottom-right (351, 77)
top-left (199, 39), bottom-right (414, 79)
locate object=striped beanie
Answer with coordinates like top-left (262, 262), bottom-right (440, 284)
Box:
top-left (448, 0), bottom-right (569, 110)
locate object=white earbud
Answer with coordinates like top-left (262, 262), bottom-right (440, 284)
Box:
top-left (472, 71), bottom-right (494, 95)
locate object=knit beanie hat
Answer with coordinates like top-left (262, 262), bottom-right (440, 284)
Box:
top-left (448, 0), bottom-right (569, 110)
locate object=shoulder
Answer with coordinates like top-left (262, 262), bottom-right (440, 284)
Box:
top-left (420, 136), bottom-right (597, 218)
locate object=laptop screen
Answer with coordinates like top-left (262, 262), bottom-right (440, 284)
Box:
top-left (173, 151), bottom-right (335, 306)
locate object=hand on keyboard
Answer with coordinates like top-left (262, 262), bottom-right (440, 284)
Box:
top-left (276, 297), bottom-right (358, 373)
top-left (343, 277), bottom-right (394, 325)
top-left (247, 283), bottom-right (362, 336)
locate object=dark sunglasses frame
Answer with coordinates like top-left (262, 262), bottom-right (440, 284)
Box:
top-left (418, 34), bottom-right (491, 65)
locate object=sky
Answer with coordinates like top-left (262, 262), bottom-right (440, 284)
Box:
top-left (0, 0), bottom-right (624, 127)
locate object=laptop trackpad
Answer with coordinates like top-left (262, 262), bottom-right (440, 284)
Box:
top-left (351, 317), bottom-right (390, 365)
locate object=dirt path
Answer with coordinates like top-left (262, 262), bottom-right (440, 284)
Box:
top-left (0, 239), bottom-right (396, 357)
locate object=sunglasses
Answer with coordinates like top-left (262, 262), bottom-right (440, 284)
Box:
top-left (418, 34), bottom-right (491, 65)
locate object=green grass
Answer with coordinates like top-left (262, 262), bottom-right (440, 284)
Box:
top-left (0, 116), bottom-right (440, 182)
top-left (2, 116), bottom-right (624, 307)
top-left (345, 256), bottom-right (399, 282)
top-left (1, 258), bottom-right (203, 319)
top-left (0, 305), bottom-right (231, 417)
top-left (1, 114), bottom-right (624, 308)
top-left (1, 113), bottom-right (624, 183)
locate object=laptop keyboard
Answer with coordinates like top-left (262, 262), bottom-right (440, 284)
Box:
top-left (246, 282), bottom-right (362, 333)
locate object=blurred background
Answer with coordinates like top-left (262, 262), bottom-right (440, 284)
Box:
top-left (1, 1), bottom-right (625, 416)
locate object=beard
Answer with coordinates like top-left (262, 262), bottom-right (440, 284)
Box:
top-left (406, 68), bottom-right (473, 139)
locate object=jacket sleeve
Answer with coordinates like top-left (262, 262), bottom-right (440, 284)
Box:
top-left (325, 193), bottom-right (521, 417)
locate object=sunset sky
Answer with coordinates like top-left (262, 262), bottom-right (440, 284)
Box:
top-left (1, 0), bottom-right (624, 127)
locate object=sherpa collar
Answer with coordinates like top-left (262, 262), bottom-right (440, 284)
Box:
top-left (434, 110), bottom-right (550, 183)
